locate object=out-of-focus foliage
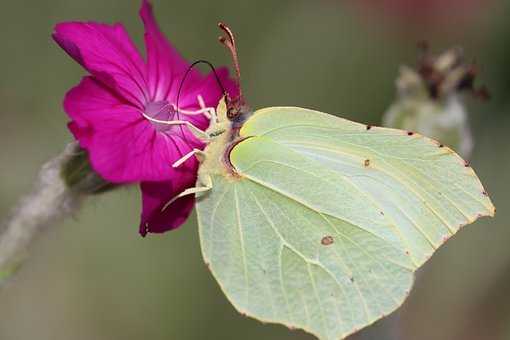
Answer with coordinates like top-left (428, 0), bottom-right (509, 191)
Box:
top-left (0, 1), bottom-right (509, 340)
top-left (351, 0), bottom-right (493, 28)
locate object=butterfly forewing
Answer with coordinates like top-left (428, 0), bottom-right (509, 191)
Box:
top-left (196, 106), bottom-right (494, 340)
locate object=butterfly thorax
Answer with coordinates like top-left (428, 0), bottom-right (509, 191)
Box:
top-left (199, 99), bottom-right (252, 181)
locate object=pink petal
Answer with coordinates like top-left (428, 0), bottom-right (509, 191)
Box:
top-left (64, 76), bottom-right (202, 182)
top-left (53, 21), bottom-right (148, 108)
top-left (139, 181), bottom-right (196, 236)
top-left (140, 0), bottom-right (201, 102)
top-left (68, 121), bottom-right (93, 148)
top-left (167, 67), bottom-right (238, 134)
top-left (178, 67), bottom-right (240, 111)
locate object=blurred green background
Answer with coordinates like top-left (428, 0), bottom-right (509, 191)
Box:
top-left (1, 0), bottom-right (509, 339)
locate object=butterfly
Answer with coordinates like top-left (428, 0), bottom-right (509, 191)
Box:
top-left (163, 23), bottom-right (495, 340)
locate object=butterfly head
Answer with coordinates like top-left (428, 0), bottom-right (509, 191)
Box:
top-left (209, 94), bottom-right (250, 139)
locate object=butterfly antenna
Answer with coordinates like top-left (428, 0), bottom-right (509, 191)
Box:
top-left (176, 59), bottom-right (228, 112)
top-left (218, 22), bottom-right (243, 103)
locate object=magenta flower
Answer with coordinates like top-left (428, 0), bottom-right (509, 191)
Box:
top-left (53, 0), bottom-right (237, 236)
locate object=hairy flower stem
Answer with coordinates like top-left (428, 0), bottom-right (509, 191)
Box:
top-left (0, 143), bottom-right (114, 284)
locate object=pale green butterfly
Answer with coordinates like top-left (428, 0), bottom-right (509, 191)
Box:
top-left (163, 24), bottom-right (495, 340)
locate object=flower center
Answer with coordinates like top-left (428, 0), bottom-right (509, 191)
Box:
top-left (141, 95), bottom-right (216, 140)
top-left (144, 100), bottom-right (177, 132)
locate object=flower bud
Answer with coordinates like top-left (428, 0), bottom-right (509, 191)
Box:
top-left (383, 47), bottom-right (487, 158)
top-left (60, 144), bottom-right (117, 195)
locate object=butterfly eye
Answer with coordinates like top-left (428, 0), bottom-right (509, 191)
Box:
top-left (227, 108), bottom-right (237, 119)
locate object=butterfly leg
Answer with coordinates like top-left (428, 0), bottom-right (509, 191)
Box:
top-left (172, 148), bottom-right (206, 168)
top-left (173, 107), bottom-right (214, 119)
top-left (160, 174), bottom-right (212, 212)
top-left (197, 94), bottom-right (218, 125)
top-left (169, 95), bottom-right (217, 125)
top-left (141, 113), bottom-right (210, 141)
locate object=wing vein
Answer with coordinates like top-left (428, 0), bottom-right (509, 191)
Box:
top-left (318, 212), bottom-right (403, 307)
top-left (291, 146), bottom-right (440, 252)
top-left (234, 186), bottom-right (250, 305)
top-left (241, 162), bottom-right (414, 271)
top-left (282, 140), bottom-right (460, 234)
top-left (306, 262), bottom-right (330, 338)
top-left (206, 185), bottom-right (232, 265)
top-left (247, 187), bottom-right (293, 321)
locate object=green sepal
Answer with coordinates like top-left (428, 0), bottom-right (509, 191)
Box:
top-left (60, 144), bottom-right (118, 195)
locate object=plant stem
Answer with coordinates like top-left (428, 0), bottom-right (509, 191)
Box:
top-left (0, 144), bottom-right (84, 283)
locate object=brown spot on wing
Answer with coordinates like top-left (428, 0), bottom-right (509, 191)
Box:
top-left (321, 236), bottom-right (334, 246)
